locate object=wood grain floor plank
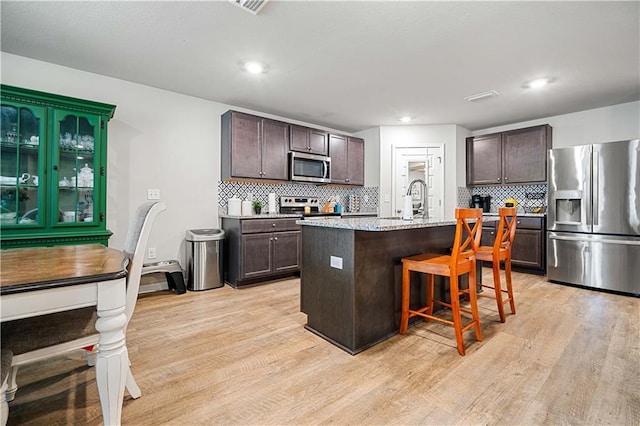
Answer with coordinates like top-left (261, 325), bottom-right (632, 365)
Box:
top-left (6, 272), bottom-right (639, 426)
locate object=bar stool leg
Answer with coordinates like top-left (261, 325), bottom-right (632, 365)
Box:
top-left (469, 262), bottom-right (483, 342)
top-left (426, 274), bottom-right (435, 318)
top-left (400, 265), bottom-right (410, 334)
top-left (505, 257), bottom-right (516, 315)
top-left (492, 260), bottom-right (507, 323)
top-left (449, 275), bottom-right (466, 356)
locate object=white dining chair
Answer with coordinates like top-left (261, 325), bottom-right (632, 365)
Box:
top-left (1, 201), bottom-right (166, 402)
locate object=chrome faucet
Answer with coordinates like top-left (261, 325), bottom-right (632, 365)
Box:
top-left (406, 179), bottom-right (428, 219)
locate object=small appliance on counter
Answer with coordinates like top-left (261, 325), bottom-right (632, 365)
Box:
top-left (470, 195), bottom-right (491, 212)
top-left (504, 197), bottom-right (517, 208)
top-left (480, 195), bottom-right (491, 213)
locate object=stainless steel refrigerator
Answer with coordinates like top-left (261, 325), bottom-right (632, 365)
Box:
top-left (547, 139), bottom-right (640, 295)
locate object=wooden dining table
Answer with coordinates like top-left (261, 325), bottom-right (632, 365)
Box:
top-left (1, 244), bottom-right (129, 425)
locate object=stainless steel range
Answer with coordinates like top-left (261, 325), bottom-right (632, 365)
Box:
top-left (279, 196), bottom-right (341, 218)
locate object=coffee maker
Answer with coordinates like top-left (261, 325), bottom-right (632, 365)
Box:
top-left (470, 195), bottom-right (482, 209)
top-left (470, 194), bottom-right (491, 212)
top-left (480, 195), bottom-right (491, 213)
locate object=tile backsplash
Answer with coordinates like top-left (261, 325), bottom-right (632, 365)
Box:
top-left (218, 181), bottom-right (379, 213)
top-left (457, 184), bottom-right (547, 213)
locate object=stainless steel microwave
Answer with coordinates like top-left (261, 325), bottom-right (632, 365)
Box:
top-left (289, 152), bottom-right (331, 184)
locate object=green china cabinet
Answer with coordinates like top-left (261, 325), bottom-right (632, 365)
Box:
top-left (0, 85), bottom-right (116, 249)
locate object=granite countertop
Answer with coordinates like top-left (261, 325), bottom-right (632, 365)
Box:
top-left (297, 216), bottom-right (457, 231)
top-left (220, 211), bottom-right (378, 219)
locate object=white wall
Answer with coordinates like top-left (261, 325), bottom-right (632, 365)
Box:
top-left (354, 127), bottom-right (380, 189)
top-left (472, 101), bottom-right (640, 147)
top-left (1, 53), bottom-right (349, 265)
top-left (377, 125), bottom-right (466, 218)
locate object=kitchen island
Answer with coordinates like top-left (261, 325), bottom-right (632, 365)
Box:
top-left (299, 216), bottom-right (479, 354)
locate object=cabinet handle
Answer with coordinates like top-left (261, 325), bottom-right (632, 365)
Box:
top-left (53, 165), bottom-right (58, 170)
top-left (517, 221), bottom-right (521, 225)
top-left (272, 223), bottom-right (276, 227)
top-left (505, 177), bottom-right (509, 180)
top-left (490, 232), bottom-right (495, 235)
top-left (274, 237), bottom-right (278, 241)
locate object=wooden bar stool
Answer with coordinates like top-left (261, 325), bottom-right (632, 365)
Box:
top-left (399, 208), bottom-right (483, 356)
top-left (476, 207), bottom-right (517, 322)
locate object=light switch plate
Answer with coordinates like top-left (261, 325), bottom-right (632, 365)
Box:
top-left (330, 255), bottom-right (343, 269)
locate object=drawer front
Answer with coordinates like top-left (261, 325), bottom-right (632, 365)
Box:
top-left (241, 218), bottom-right (301, 234)
top-left (515, 217), bottom-right (543, 230)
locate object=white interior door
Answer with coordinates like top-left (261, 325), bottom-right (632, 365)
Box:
top-left (392, 146), bottom-right (444, 218)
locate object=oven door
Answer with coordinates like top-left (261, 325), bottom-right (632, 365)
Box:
top-left (290, 152), bottom-right (331, 183)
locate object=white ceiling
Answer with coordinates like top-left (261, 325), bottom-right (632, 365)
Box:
top-left (1, 1), bottom-right (638, 133)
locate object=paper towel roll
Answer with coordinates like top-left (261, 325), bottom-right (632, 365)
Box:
top-left (268, 193), bottom-right (277, 214)
top-left (402, 195), bottom-right (413, 220)
top-left (228, 197), bottom-right (241, 216)
top-left (241, 200), bottom-right (252, 216)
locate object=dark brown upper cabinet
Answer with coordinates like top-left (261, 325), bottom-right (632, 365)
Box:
top-left (329, 135), bottom-right (364, 186)
top-left (221, 111), bottom-right (289, 181)
top-left (290, 124), bottom-right (328, 156)
top-left (466, 124), bottom-right (552, 186)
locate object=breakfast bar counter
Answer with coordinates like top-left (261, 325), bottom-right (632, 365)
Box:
top-left (298, 216), bottom-right (475, 354)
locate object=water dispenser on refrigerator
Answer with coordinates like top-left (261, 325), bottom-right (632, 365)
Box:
top-left (552, 190), bottom-right (584, 225)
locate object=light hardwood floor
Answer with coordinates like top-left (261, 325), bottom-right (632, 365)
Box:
top-left (6, 269), bottom-right (640, 425)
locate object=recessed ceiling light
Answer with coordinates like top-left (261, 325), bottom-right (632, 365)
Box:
top-left (399, 116), bottom-right (412, 123)
top-left (244, 61), bottom-right (264, 74)
top-left (525, 78), bottom-right (551, 89)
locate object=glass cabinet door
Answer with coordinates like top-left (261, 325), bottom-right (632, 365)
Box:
top-left (53, 109), bottom-right (101, 226)
top-left (0, 103), bottom-right (46, 228)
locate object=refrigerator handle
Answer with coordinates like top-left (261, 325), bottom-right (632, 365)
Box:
top-left (593, 151), bottom-right (599, 226)
top-left (549, 234), bottom-right (640, 246)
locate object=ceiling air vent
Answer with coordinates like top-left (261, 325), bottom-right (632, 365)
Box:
top-left (464, 90), bottom-right (500, 102)
top-left (229, 0), bottom-right (268, 15)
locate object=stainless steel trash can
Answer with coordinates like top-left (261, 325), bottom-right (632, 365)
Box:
top-left (185, 228), bottom-right (225, 291)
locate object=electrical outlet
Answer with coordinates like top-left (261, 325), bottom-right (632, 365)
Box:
top-left (384, 194), bottom-right (390, 202)
top-left (148, 247), bottom-right (156, 259)
top-left (147, 188), bottom-right (160, 200)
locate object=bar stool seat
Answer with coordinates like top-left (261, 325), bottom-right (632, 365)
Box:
top-left (476, 207), bottom-right (517, 322)
top-left (399, 208), bottom-right (483, 356)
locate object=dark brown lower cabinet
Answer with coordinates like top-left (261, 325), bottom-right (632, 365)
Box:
top-left (481, 215), bottom-right (545, 274)
top-left (222, 217), bottom-right (301, 288)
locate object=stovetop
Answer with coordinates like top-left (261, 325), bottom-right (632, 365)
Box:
top-left (279, 196), bottom-right (341, 217)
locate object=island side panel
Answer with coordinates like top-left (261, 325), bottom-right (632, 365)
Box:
top-left (301, 226), bottom-right (356, 352)
top-left (352, 226), bottom-right (457, 351)
top-left (301, 223), bottom-right (462, 355)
